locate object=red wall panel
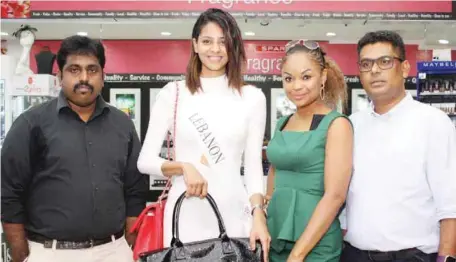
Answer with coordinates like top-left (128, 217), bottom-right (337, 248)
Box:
top-left (32, 40), bottom-right (431, 77)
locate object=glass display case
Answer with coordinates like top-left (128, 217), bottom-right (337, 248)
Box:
top-left (9, 75), bottom-right (59, 128)
top-left (11, 95), bottom-right (55, 123)
top-left (1, 75), bottom-right (60, 147)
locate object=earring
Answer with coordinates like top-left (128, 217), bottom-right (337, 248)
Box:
top-left (320, 85), bottom-right (326, 100)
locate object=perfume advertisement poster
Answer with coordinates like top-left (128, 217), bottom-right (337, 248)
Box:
top-left (351, 89), bottom-right (371, 115)
top-left (109, 88), bottom-right (141, 139)
top-left (116, 94), bottom-right (136, 118)
top-left (270, 88), bottom-right (296, 136)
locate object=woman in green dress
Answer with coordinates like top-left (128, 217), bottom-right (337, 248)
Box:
top-left (265, 40), bottom-right (353, 262)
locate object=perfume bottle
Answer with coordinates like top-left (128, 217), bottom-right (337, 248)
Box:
top-left (419, 82), bottom-right (425, 94)
top-left (444, 80), bottom-right (451, 93)
top-left (439, 80), bottom-right (445, 93)
top-left (424, 80), bottom-right (430, 93)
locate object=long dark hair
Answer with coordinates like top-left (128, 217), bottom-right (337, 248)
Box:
top-left (186, 8), bottom-right (246, 94)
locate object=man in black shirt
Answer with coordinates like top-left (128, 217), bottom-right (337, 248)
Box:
top-left (1, 35), bottom-right (147, 262)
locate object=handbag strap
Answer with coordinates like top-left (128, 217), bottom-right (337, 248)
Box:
top-left (157, 81), bottom-right (179, 202)
top-left (171, 192), bottom-right (229, 247)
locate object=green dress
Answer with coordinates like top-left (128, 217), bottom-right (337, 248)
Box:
top-left (266, 111), bottom-right (348, 262)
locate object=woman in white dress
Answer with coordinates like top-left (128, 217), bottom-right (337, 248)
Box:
top-left (137, 8), bottom-right (271, 260)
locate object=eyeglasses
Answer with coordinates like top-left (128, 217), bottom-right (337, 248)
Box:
top-left (285, 39), bottom-right (320, 53)
top-left (358, 56), bottom-right (404, 72)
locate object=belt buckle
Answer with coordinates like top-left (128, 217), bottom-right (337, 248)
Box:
top-left (367, 251), bottom-right (393, 261)
top-left (367, 251), bottom-right (376, 261)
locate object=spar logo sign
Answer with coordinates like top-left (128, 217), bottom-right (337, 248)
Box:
top-left (255, 45), bottom-right (286, 53)
top-left (23, 76), bottom-right (42, 93)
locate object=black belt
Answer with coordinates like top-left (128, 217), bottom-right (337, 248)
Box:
top-left (345, 242), bottom-right (422, 261)
top-left (27, 231), bottom-right (124, 249)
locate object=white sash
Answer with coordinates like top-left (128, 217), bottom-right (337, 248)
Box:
top-left (185, 109), bottom-right (227, 168)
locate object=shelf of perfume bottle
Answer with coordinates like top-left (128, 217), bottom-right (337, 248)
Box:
top-left (418, 95), bottom-right (456, 103)
top-left (418, 92), bottom-right (456, 96)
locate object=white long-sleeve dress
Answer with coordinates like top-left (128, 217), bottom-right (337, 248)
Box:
top-left (137, 75), bottom-right (266, 247)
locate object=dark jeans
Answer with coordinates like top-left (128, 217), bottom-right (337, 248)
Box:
top-left (341, 242), bottom-right (437, 262)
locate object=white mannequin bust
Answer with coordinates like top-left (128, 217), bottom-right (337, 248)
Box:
top-left (13, 24), bottom-right (37, 75)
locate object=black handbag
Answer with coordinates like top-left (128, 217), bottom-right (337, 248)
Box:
top-left (138, 192), bottom-right (264, 262)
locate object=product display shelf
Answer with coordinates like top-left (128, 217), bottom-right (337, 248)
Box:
top-left (416, 61), bottom-right (456, 127)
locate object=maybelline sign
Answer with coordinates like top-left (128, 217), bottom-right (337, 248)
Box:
top-left (418, 61), bottom-right (456, 71)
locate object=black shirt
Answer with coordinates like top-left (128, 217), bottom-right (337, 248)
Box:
top-left (1, 92), bottom-right (148, 241)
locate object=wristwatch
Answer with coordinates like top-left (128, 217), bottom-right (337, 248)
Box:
top-left (251, 204), bottom-right (267, 217)
top-left (437, 255), bottom-right (456, 262)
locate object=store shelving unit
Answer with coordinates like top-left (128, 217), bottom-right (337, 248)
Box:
top-left (416, 61), bottom-right (456, 127)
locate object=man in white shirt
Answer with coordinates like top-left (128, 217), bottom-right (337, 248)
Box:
top-left (341, 30), bottom-right (456, 262)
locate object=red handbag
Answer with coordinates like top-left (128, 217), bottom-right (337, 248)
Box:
top-left (130, 82), bottom-right (179, 260)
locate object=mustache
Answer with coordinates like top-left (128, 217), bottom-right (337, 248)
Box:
top-left (73, 81), bottom-right (94, 93)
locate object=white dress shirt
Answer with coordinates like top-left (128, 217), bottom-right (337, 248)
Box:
top-left (343, 93), bottom-right (456, 253)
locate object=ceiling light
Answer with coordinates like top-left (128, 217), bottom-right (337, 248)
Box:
top-left (161, 32), bottom-right (172, 36)
top-left (77, 32), bottom-right (88, 36)
top-left (244, 31), bottom-right (255, 36)
top-left (1, 32), bottom-right (8, 36)
top-left (326, 32), bottom-right (336, 37)
top-left (438, 39), bottom-right (449, 44)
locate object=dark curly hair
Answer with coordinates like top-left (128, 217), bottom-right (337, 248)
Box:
top-left (56, 35), bottom-right (106, 71)
top-left (357, 30), bottom-right (406, 60)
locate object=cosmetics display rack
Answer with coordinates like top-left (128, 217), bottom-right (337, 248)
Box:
top-left (416, 62), bottom-right (456, 127)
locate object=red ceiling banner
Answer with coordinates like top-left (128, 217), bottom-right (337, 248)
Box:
top-left (2, 0), bottom-right (454, 20)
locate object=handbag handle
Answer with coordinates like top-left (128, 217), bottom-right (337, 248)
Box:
top-left (170, 193), bottom-right (229, 248)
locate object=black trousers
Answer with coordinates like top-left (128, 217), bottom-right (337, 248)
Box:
top-left (341, 242), bottom-right (437, 262)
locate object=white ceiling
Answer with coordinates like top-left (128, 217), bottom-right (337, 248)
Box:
top-left (1, 18), bottom-right (456, 49)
